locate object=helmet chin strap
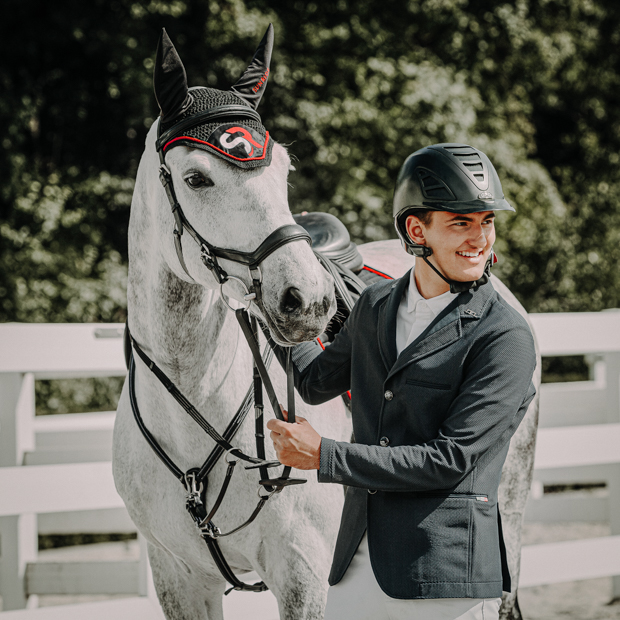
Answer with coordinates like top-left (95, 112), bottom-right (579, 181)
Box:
top-left (418, 247), bottom-right (493, 295)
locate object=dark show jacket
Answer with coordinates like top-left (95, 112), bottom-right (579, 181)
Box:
top-left (276, 270), bottom-right (537, 600)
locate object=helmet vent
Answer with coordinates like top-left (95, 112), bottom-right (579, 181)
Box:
top-left (416, 168), bottom-right (456, 201)
top-left (443, 145), bottom-right (489, 190)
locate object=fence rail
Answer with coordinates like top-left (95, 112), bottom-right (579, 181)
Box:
top-left (1, 312), bottom-right (620, 616)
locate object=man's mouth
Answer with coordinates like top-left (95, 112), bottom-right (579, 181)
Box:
top-left (456, 250), bottom-right (483, 259)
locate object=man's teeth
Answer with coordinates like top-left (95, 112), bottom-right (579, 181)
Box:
top-left (457, 251), bottom-right (481, 257)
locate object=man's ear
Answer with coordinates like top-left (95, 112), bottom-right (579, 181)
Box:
top-left (405, 215), bottom-right (427, 246)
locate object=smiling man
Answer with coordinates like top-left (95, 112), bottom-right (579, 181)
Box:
top-left (267, 144), bottom-right (537, 620)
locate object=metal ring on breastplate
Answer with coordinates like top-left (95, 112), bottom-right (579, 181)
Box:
top-left (219, 276), bottom-right (256, 312)
top-left (257, 486), bottom-right (278, 500)
top-left (225, 448), bottom-right (241, 465)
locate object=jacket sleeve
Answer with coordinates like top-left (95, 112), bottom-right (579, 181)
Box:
top-left (317, 320), bottom-right (537, 491)
top-left (266, 291), bottom-right (367, 405)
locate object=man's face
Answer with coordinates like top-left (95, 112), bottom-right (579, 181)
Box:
top-left (406, 211), bottom-right (496, 282)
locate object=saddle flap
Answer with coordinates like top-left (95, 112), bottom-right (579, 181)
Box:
top-left (293, 212), bottom-right (364, 273)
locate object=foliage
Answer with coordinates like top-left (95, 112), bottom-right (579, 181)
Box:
top-left (35, 377), bottom-right (125, 415)
top-left (1, 0), bottom-right (620, 320)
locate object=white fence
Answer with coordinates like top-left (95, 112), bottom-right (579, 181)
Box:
top-left (1, 313), bottom-right (620, 617)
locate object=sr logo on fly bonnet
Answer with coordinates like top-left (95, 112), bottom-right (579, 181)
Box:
top-left (162, 122), bottom-right (269, 162)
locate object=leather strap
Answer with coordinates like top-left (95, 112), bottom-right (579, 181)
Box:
top-left (235, 309), bottom-right (286, 422)
top-left (129, 330), bottom-right (279, 469)
top-left (210, 224), bottom-right (311, 268)
top-left (205, 537), bottom-right (269, 595)
top-left (129, 356), bottom-right (185, 482)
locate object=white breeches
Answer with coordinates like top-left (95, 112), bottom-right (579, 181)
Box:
top-left (324, 534), bottom-right (502, 620)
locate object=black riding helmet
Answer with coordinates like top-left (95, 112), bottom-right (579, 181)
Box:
top-left (393, 143), bottom-right (514, 293)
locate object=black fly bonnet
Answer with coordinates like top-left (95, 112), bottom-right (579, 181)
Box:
top-left (153, 26), bottom-right (310, 290)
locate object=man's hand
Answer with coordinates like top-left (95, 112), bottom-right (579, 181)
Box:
top-left (266, 407), bottom-right (321, 470)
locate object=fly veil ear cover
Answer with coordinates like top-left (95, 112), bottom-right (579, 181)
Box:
top-left (154, 26), bottom-right (275, 169)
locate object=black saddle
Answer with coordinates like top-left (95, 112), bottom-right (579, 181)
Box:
top-left (293, 212), bottom-right (364, 273)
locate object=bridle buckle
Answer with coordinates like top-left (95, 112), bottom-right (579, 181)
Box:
top-left (159, 163), bottom-right (172, 187)
top-left (184, 471), bottom-right (204, 506)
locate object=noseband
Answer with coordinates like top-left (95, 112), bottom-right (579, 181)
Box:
top-left (156, 104), bottom-right (311, 307)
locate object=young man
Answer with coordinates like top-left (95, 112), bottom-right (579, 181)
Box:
top-left (267, 144), bottom-right (537, 620)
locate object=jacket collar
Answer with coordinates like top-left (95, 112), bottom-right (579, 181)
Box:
top-left (377, 269), bottom-right (410, 371)
top-left (381, 272), bottom-right (496, 378)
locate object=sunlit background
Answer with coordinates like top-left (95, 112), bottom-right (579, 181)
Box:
top-left (1, 1), bottom-right (620, 618)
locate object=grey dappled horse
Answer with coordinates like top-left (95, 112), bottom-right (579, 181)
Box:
top-left (112, 26), bottom-right (540, 620)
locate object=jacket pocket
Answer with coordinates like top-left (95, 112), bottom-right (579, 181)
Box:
top-left (470, 499), bottom-right (501, 584)
top-left (370, 494), bottom-right (472, 585)
top-left (406, 378), bottom-right (452, 390)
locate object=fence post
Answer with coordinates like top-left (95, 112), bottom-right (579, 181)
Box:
top-left (610, 463), bottom-right (620, 601)
top-left (0, 372), bottom-right (37, 610)
top-left (138, 533), bottom-right (159, 601)
top-left (604, 352), bottom-right (620, 423)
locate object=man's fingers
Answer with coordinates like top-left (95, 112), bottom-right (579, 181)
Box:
top-left (266, 418), bottom-right (290, 435)
top-left (279, 403), bottom-right (288, 421)
top-left (266, 418), bottom-right (282, 432)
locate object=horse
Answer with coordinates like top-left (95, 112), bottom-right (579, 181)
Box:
top-left (112, 26), bottom-right (540, 620)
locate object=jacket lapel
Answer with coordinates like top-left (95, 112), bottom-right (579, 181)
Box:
top-left (387, 281), bottom-right (496, 379)
top-left (377, 269), bottom-right (411, 372)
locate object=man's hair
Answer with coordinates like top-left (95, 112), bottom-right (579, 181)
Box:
top-left (408, 209), bottom-right (434, 227)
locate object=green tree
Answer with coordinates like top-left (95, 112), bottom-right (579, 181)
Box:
top-left (1, 0), bottom-right (619, 322)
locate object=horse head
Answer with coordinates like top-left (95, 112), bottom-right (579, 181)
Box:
top-left (148, 26), bottom-right (335, 344)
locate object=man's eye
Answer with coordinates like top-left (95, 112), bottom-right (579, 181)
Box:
top-left (185, 174), bottom-right (212, 188)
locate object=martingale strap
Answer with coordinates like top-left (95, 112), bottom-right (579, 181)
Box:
top-left (128, 330), bottom-right (279, 469)
top-left (127, 312), bottom-right (305, 594)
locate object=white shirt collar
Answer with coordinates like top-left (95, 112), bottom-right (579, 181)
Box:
top-left (407, 263), bottom-right (458, 317)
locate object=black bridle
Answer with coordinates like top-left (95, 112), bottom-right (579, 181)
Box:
top-left (156, 104), bottom-right (311, 306)
top-left (126, 106), bottom-right (315, 594)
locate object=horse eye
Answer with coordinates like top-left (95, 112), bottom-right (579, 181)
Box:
top-left (185, 173), bottom-right (212, 189)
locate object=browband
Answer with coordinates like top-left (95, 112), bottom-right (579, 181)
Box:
top-left (156, 104), bottom-right (263, 152)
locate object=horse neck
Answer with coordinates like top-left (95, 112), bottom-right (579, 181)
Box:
top-left (127, 181), bottom-right (249, 406)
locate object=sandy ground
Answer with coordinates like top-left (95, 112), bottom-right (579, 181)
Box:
top-left (518, 522), bottom-right (620, 620)
top-left (2, 522), bottom-right (618, 619)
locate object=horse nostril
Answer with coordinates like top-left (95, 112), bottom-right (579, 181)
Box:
top-left (322, 295), bottom-right (331, 314)
top-left (281, 287), bottom-right (304, 314)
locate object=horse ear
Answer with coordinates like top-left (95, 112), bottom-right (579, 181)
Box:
top-left (153, 29), bottom-right (192, 122)
top-left (230, 23), bottom-right (274, 110)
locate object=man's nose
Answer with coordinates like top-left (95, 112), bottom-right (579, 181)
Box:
top-left (468, 225), bottom-right (486, 245)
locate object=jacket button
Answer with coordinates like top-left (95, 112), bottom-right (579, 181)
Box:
top-left (384, 390), bottom-right (393, 401)
top-left (380, 436), bottom-right (390, 447)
